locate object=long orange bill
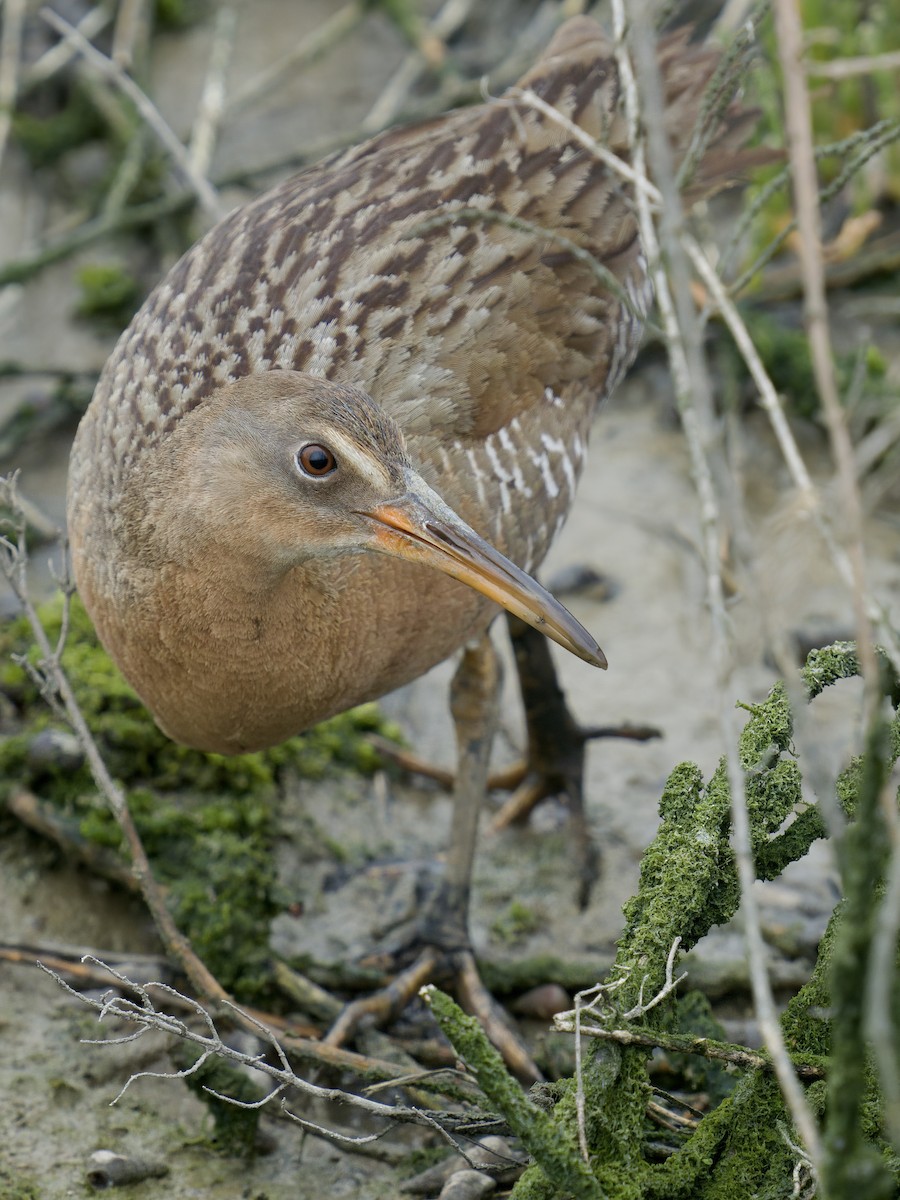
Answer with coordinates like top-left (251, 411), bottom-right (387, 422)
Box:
top-left (358, 472), bottom-right (607, 669)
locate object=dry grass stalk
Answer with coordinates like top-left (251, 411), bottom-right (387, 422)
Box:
top-left (0, 0), bottom-right (26, 174)
top-left (613, 0), bottom-right (824, 1168)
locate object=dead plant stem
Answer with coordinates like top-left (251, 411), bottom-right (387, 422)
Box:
top-left (616, 0), bottom-right (823, 1167)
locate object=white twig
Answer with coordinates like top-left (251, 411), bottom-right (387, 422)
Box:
top-left (23, 5), bottom-right (111, 89)
top-left (188, 5), bottom-right (237, 179)
top-left (772, 0), bottom-right (879, 712)
top-left (225, 2), bottom-right (365, 116)
top-left (0, 0), bottom-right (27, 174)
top-left (39, 7), bottom-right (223, 222)
top-left (40, 956), bottom-right (465, 1147)
top-left (805, 50), bottom-right (900, 80)
top-left (111, 0), bottom-right (147, 70)
top-left (361, 0), bottom-right (477, 134)
top-left (621, 938), bottom-right (685, 1021)
top-left (508, 86), bottom-right (662, 203)
top-left (561, 939), bottom-right (686, 1161)
top-left (614, 0), bottom-right (824, 1167)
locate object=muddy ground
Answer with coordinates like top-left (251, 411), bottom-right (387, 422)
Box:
top-left (1, 2), bottom-right (899, 1197)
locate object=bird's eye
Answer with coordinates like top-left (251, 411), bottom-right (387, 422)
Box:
top-left (296, 443), bottom-right (337, 477)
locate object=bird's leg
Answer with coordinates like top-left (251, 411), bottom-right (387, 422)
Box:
top-left (372, 621), bottom-right (659, 899)
top-left (495, 613), bottom-right (598, 909)
top-left (418, 631), bottom-right (500, 950)
top-left (326, 635), bottom-right (542, 1082)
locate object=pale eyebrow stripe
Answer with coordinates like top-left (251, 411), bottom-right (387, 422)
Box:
top-left (311, 427), bottom-right (393, 491)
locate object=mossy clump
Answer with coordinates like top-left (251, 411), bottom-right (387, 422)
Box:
top-left (173, 1042), bottom-right (265, 1157)
top-left (12, 84), bottom-right (107, 168)
top-left (663, 990), bottom-right (735, 1107)
top-left (0, 1169), bottom-right (41, 1200)
top-left (0, 593), bottom-right (402, 999)
top-left (491, 899), bottom-right (543, 945)
top-left (75, 263), bottom-right (141, 326)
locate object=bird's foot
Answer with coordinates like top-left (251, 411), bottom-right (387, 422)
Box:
top-left (324, 936), bottom-right (542, 1084)
top-left (487, 722), bottom-right (661, 831)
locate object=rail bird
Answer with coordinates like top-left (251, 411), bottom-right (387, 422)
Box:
top-left (68, 17), bottom-right (760, 1073)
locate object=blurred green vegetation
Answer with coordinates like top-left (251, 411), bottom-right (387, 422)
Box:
top-left (748, 0), bottom-right (900, 241)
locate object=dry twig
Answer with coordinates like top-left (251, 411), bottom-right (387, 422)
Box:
top-left (360, 0), bottom-right (478, 134)
top-left (0, 0), bottom-right (26, 174)
top-left (772, 0), bottom-right (880, 710)
top-left (0, 475), bottom-right (228, 1006)
top-left (614, 0), bottom-right (824, 1167)
top-left (188, 6), bottom-right (237, 180)
top-left (225, 2), bottom-right (366, 116)
top-left (39, 7), bottom-right (222, 221)
top-left (41, 957), bottom-right (482, 1152)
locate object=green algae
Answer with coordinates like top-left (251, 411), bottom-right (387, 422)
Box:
top-left (491, 899), bottom-right (544, 945)
top-left (0, 1169), bottom-right (42, 1200)
top-left (0, 593), bottom-right (402, 1000)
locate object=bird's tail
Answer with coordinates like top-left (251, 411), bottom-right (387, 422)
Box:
top-left (514, 15), bottom-right (774, 205)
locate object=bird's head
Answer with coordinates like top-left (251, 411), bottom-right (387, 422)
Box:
top-left (149, 370), bottom-right (606, 668)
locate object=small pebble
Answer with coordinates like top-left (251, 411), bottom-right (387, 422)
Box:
top-left (546, 563), bottom-right (619, 601)
top-left (511, 983), bottom-right (572, 1020)
top-left (26, 728), bottom-right (84, 772)
top-left (86, 1150), bottom-right (169, 1188)
top-left (438, 1168), bottom-right (496, 1199)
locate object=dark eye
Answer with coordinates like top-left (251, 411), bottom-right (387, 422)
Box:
top-left (296, 443), bottom-right (337, 477)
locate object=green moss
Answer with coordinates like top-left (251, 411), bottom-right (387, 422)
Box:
top-left (174, 1043), bottom-right (263, 1156)
top-left (0, 594), bottom-right (401, 999)
top-left (0, 1169), bottom-right (42, 1200)
top-left (666, 991), bottom-right (735, 1106)
top-left (12, 84), bottom-right (106, 167)
top-left (485, 644), bottom-right (896, 1198)
top-left (75, 263), bottom-right (141, 326)
top-left (491, 899), bottom-right (543, 944)
top-left (424, 986), bottom-right (604, 1200)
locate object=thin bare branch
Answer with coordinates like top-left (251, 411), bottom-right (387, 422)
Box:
top-left (0, 475), bottom-right (228, 1005)
top-left (772, 0), bottom-right (879, 716)
top-left (39, 957), bottom-right (482, 1145)
top-left (39, 7), bottom-right (222, 221)
top-left (111, 0), bottom-right (148, 70)
top-left (188, 5), bottom-right (237, 179)
top-left (225, 2), bottom-right (366, 116)
top-left (0, 0), bottom-right (27, 173)
top-left (805, 50), bottom-right (900, 80)
top-left (361, 0), bottom-right (478, 134)
top-left (613, 0), bottom-right (824, 1166)
top-left (22, 4), bottom-right (110, 90)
